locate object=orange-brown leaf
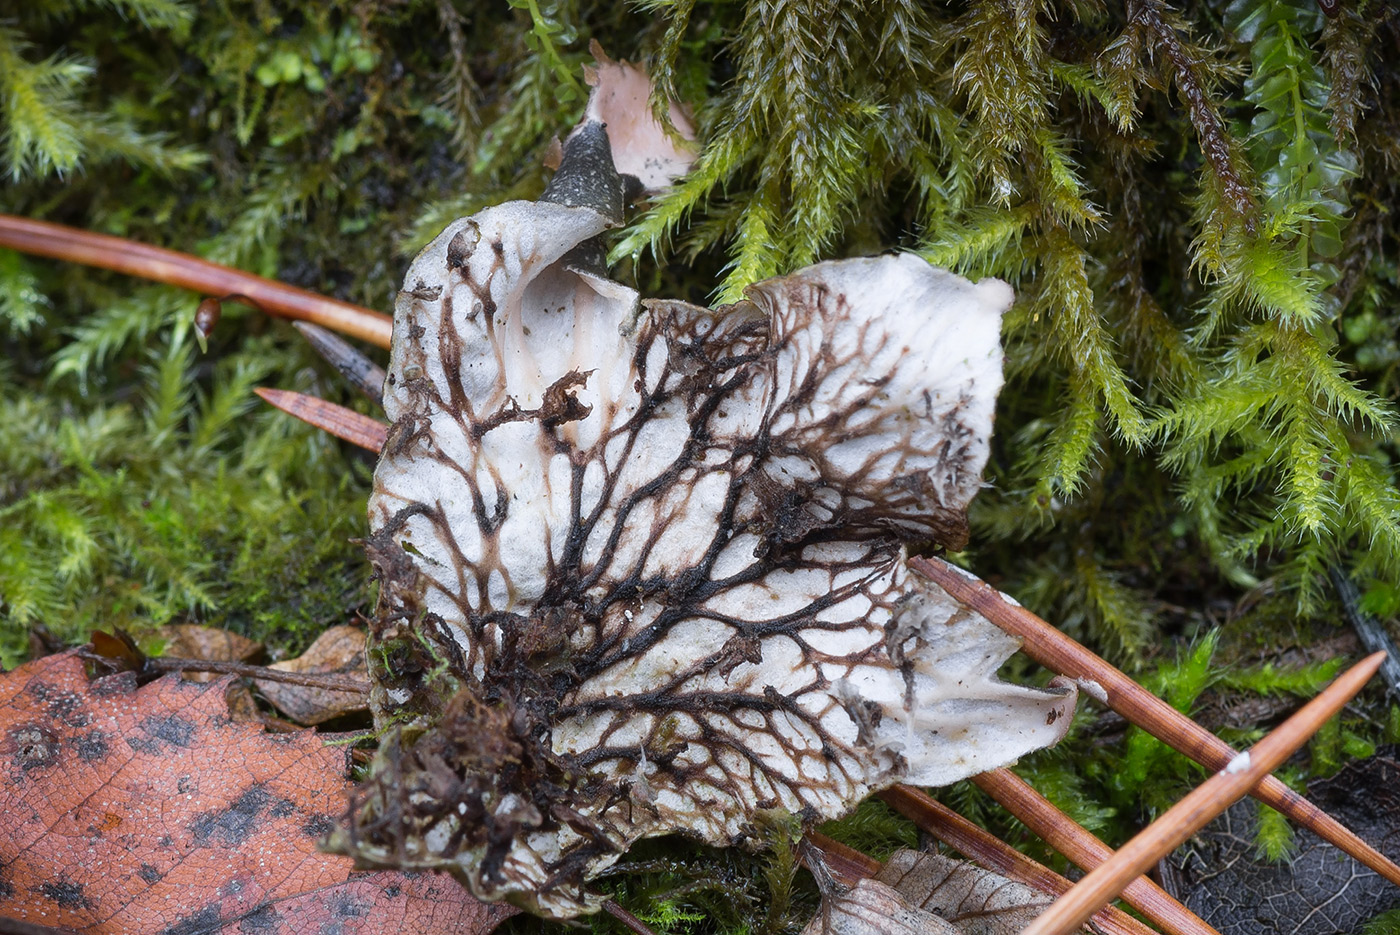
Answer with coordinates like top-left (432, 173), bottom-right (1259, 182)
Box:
top-left (0, 652), bottom-right (514, 935)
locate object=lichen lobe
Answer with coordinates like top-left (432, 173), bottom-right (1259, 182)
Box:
top-left (346, 193), bottom-right (1072, 917)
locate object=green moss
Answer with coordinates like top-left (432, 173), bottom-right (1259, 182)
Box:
top-left (1365, 908), bottom-right (1400, 935)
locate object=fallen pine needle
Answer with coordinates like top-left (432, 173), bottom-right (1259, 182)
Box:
top-left (604, 899), bottom-right (659, 935)
top-left (971, 768), bottom-right (1219, 935)
top-left (1021, 651), bottom-right (1387, 935)
top-left (255, 388), bottom-right (389, 451)
top-left (0, 214), bottom-right (392, 348)
top-left (804, 831), bottom-right (883, 886)
top-left (878, 785), bottom-right (1157, 935)
top-left (910, 555), bottom-right (1400, 889)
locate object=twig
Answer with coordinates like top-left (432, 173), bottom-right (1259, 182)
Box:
top-left (1330, 566), bottom-right (1400, 696)
top-left (604, 899), bottom-right (660, 935)
top-left (0, 214), bottom-right (392, 348)
top-left (878, 785), bottom-right (1158, 935)
top-left (145, 657), bottom-right (370, 694)
top-left (1022, 652), bottom-right (1386, 935)
top-left (909, 554), bottom-right (1400, 889)
top-left (293, 322), bottom-right (388, 406)
top-left (971, 769), bottom-right (1219, 935)
top-left (255, 388), bottom-right (389, 452)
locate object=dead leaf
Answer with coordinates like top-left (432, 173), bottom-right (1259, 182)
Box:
top-left (160, 624), bottom-right (262, 682)
top-left (0, 651), bottom-right (514, 935)
top-left (803, 849), bottom-right (1069, 935)
top-left (223, 681), bottom-right (263, 724)
top-left (799, 878), bottom-right (959, 935)
top-left (875, 850), bottom-right (1057, 935)
top-left (1166, 746), bottom-right (1400, 934)
top-left (253, 626), bottom-right (369, 725)
top-left (581, 40), bottom-right (697, 193)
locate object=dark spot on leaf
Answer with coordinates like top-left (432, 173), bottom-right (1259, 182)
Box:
top-left (91, 671), bottom-right (138, 696)
top-left (302, 814), bottom-right (336, 838)
top-left (38, 877), bottom-right (93, 909)
top-left (75, 730), bottom-right (110, 762)
top-left (381, 883), bottom-right (401, 899)
top-left (239, 905), bottom-right (280, 932)
top-left (178, 775), bottom-right (193, 794)
top-left (163, 903), bottom-right (222, 935)
top-left (158, 835), bottom-right (174, 847)
top-left (330, 892), bottom-right (370, 920)
top-left (191, 784), bottom-right (269, 847)
top-left (128, 715), bottom-right (196, 754)
top-left (268, 796), bottom-right (296, 819)
top-left (0, 876), bottom-right (14, 900)
top-left (9, 724), bottom-right (60, 771)
top-left (138, 864), bottom-right (163, 884)
top-left (45, 690), bottom-right (89, 727)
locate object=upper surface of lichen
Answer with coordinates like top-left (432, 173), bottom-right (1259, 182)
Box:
top-left (344, 97), bottom-right (1073, 915)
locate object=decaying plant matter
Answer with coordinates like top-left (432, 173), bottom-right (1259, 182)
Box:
top-left (336, 57), bottom-right (1074, 918)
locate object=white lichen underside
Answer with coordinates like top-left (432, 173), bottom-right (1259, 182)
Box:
top-left (365, 199), bottom-right (1075, 916)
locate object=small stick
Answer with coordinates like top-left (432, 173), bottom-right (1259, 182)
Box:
top-left (255, 388), bottom-right (389, 451)
top-left (1330, 566), bottom-right (1400, 696)
top-left (878, 785), bottom-right (1158, 935)
top-left (909, 554), bottom-right (1400, 889)
top-left (604, 899), bottom-right (659, 935)
top-left (145, 657), bottom-right (370, 694)
top-left (971, 769), bottom-right (1220, 935)
top-left (293, 322), bottom-right (389, 406)
top-left (1022, 651), bottom-right (1386, 935)
top-left (0, 214), bottom-right (392, 348)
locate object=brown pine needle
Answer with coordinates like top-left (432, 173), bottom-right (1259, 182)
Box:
top-left (804, 831), bottom-right (883, 886)
top-left (254, 388), bottom-right (388, 451)
top-left (972, 769), bottom-right (1219, 935)
top-left (604, 899), bottom-right (659, 935)
top-left (1022, 651), bottom-right (1387, 935)
top-left (0, 214), bottom-right (393, 348)
top-left (879, 785), bottom-right (1158, 935)
top-left (909, 554), bottom-right (1400, 889)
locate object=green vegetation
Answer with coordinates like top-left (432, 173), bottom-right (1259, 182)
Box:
top-left (3, 0), bottom-right (1400, 930)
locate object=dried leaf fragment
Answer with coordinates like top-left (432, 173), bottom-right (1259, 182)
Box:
top-left (0, 652), bottom-right (513, 935)
top-left (159, 624), bottom-right (262, 682)
top-left (582, 40), bottom-right (697, 194)
top-left (800, 878), bottom-right (961, 935)
top-left (802, 849), bottom-right (1074, 935)
top-left (876, 850), bottom-right (1058, 935)
top-left (254, 625), bottom-right (370, 725)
